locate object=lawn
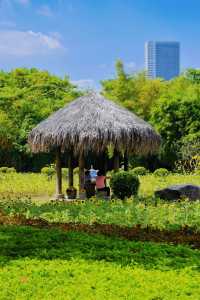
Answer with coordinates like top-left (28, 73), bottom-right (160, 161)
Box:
top-left (0, 172), bottom-right (199, 198)
top-left (1, 225), bottom-right (200, 300)
top-left (1, 172), bottom-right (200, 299)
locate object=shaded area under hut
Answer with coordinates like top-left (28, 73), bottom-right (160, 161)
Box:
top-left (28, 92), bottom-right (161, 199)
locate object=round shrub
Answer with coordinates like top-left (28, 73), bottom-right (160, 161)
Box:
top-left (110, 171), bottom-right (140, 200)
top-left (131, 166), bottom-right (148, 176)
top-left (154, 168), bottom-right (169, 177)
top-left (0, 167), bottom-right (8, 173)
top-left (7, 167), bottom-right (16, 173)
top-left (41, 166), bottom-right (55, 178)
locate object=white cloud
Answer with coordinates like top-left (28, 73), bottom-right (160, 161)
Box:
top-left (0, 30), bottom-right (64, 56)
top-left (72, 79), bottom-right (97, 90)
top-left (37, 5), bottom-right (53, 17)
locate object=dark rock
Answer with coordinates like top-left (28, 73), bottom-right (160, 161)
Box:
top-left (155, 184), bottom-right (200, 201)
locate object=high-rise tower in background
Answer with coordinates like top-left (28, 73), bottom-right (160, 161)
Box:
top-left (145, 41), bottom-right (180, 80)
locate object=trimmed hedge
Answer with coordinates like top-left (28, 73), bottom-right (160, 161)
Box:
top-left (154, 168), bottom-right (169, 177)
top-left (110, 171), bottom-right (140, 200)
top-left (0, 167), bottom-right (16, 173)
top-left (131, 167), bottom-right (148, 176)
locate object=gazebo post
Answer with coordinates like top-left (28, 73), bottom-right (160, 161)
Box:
top-left (103, 150), bottom-right (108, 174)
top-left (55, 147), bottom-right (64, 199)
top-left (113, 148), bottom-right (120, 172)
top-left (68, 150), bottom-right (74, 187)
top-left (124, 150), bottom-right (129, 171)
top-left (79, 152), bottom-right (85, 198)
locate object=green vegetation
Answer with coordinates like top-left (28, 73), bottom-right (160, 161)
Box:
top-left (154, 168), bottom-right (170, 177)
top-left (0, 172), bottom-right (200, 299)
top-left (0, 172), bottom-right (199, 199)
top-left (0, 68), bottom-right (81, 171)
top-left (0, 173), bottom-right (200, 230)
top-left (102, 61), bottom-right (200, 169)
top-left (2, 195), bottom-right (200, 230)
top-left (110, 171), bottom-right (140, 200)
top-left (0, 226), bottom-right (200, 300)
top-left (131, 166), bottom-right (148, 176)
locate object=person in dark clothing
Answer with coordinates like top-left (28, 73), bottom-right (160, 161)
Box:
top-left (84, 170), bottom-right (96, 198)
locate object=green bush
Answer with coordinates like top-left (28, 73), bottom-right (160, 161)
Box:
top-left (0, 167), bottom-right (8, 173)
top-left (110, 171), bottom-right (140, 200)
top-left (154, 168), bottom-right (169, 177)
top-left (6, 167), bottom-right (16, 173)
top-left (131, 166), bottom-right (148, 176)
top-left (41, 166), bottom-right (55, 178)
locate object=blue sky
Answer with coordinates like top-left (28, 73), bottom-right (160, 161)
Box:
top-left (0, 0), bottom-right (199, 89)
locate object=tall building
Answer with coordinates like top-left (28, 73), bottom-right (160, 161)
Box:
top-left (145, 41), bottom-right (180, 80)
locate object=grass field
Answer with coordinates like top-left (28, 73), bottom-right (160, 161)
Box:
top-left (1, 172), bottom-right (200, 299)
top-left (0, 172), bottom-right (199, 198)
top-left (1, 225), bottom-right (200, 300)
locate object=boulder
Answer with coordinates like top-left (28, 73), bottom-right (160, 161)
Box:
top-left (155, 184), bottom-right (200, 201)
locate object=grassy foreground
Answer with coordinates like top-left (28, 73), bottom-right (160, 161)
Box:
top-left (1, 173), bottom-right (200, 299)
top-left (1, 225), bottom-right (200, 300)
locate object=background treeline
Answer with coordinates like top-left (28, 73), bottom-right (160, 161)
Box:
top-left (0, 64), bottom-right (199, 172)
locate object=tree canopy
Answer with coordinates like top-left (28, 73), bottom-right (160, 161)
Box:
top-left (101, 62), bottom-right (200, 169)
top-left (0, 68), bottom-right (81, 170)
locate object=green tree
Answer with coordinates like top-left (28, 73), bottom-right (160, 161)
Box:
top-left (0, 68), bottom-right (81, 170)
top-left (101, 60), bottom-right (163, 120)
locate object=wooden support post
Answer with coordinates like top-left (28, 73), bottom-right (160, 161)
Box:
top-left (103, 150), bottom-right (108, 174)
top-left (124, 150), bottom-right (129, 171)
top-left (113, 148), bottom-right (120, 172)
top-left (55, 147), bottom-right (64, 199)
top-left (68, 151), bottom-right (74, 187)
top-left (79, 152), bottom-right (85, 197)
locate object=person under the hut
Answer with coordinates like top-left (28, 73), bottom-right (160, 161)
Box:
top-left (96, 170), bottom-right (110, 197)
top-left (89, 165), bottom-right (98, 183)
top-left (84, 170), bottom-right (96, 198)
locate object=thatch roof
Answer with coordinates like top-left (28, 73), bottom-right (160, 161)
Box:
top-left (28, 93), bottom-right (161, 155)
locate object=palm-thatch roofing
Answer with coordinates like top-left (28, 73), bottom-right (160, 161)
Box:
top-left (28, 92), bottom-right (161, 155)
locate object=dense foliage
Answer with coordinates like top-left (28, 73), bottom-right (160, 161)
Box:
top-left (0, 68), bottom-right (80, 171)
top-left (131, 166), bottom-right (148, 176)
top-left (101, 62), bottom-right (200, 169)
top-left (154, 168), bottom-right (169, 177)
top-left (110, 171), bottom-right (140, 199)
top-left (0, 65), bottom-right (199, 171)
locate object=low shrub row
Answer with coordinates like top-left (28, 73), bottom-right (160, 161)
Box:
top-left (0, 167), bottom-right (16, 173)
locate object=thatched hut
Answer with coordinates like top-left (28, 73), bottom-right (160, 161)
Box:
top-left (28, 92), bottom-right (161, 198)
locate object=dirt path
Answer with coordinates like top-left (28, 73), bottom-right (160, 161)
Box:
top-left (1, 210), bottom-right (200, 248)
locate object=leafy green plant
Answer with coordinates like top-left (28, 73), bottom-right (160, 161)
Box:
top-left (41, 165), bottom-right (55, 179)
top-left (6, 167), bottom-right (16, 173)
top-left (154, 168), bottom-right (169, 177)
top-left (131, 166), bottom-right (148, 176)
top-left (110, 171), bottom-right (140, 200)
top-left (0, 167), bottom-right (8, 173)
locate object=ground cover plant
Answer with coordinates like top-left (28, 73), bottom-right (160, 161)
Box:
top-left (0, 172), bottom-right (200, 230)
top-left (1, 172), bottom-right (200, 299)
top-left (1, 225), bottom-right (200, 300)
